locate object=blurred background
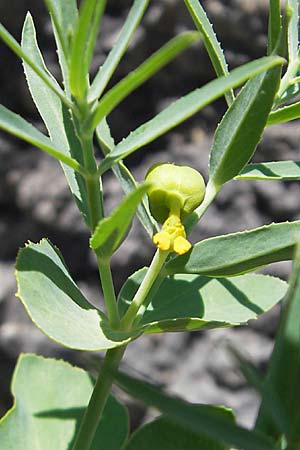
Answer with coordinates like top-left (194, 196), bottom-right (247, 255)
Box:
top-left (0, 0), bottom-right (299, 429)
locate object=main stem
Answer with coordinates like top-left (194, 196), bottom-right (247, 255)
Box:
top-left (71, 347), bottom-right (125, 450)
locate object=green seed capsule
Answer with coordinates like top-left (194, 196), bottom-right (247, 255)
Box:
top-left (146, 163), bottom-right (206, 223)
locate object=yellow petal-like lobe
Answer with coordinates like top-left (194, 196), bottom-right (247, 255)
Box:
top-left (173, 236), bottom-right (192, 255)
top-left (153, 231), bottom-right (171, 251)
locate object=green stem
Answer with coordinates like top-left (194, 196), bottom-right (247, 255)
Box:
top-left (97, 256), bottom-right (120, 328)
top-left (121, 249), bottom-right (169, 330)
top-left (71, 347), bottom-right (125, 450)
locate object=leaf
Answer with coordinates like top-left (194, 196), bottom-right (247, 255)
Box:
top-left (96, 120), bottom-right (157, 237)
top-left (166, 221), bottom-right (300, 277)
top-left (22, 13), bottom-right (89, 225)
top-left (267, 101), bottom-right (300, 125)
top-left (256, 244), bottom-right (300, 443)
top-left (69, 0), bottom-right (106, 100)
top-left (0, 22), bottom-right (70, 108)
top-left (115, 370), bottom-right (276, 450)
top-left (125, 411), bottom-right (232, 450)
top-left (15, 239), bottom-right (140, 351)
top-left (286, 0), bottom-right (299, 64)
top-left (90, 184), bottom-right (150, 259)
top-left (268, 0), bottom-right (282, 54)
top-left (118, 269), bottom-right (287, 333)
top-left (236, 161), bottom-right (300, 180)
top-left (92, 32), bottom-right (201, 128)
top-left (98, 56), bottom-right (284, 175)
top-left (0, 354), bottom-right (128, 450)
top-left (0, 104), bottom-right (84, 175)
top-left (184, 0), bottom-right (234, 106)
top-left (208, 66), bottom-right (282, 190)
top-left (89, 0), bottom-right (150, 102)
top-left (44, 0), bottom-right (78, 57)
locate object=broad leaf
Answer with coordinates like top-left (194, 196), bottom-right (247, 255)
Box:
top-left (92, 32), bottom-right (201, 128)
top-left (118, 270), bottom-right (287, 333)
top-left (98, 56), bottom-right (284, 175)
top-left (0, 22), bottom-right (70, 107)
top-left (96, 120), bottom-right (157, 237)
top-left (0, 354), bottom-right (128, 450)
top-left (90, 184), bottom-right (150, 259)
top-left (184, 0), bottom-right (234, 106)
top-left (44, 0), bottom-right (78, 57)
top-left (256, 245), bottom-right (300, 442)
top-left (125, 411), bottom-right (232, 450)
top-left (209, 66), bottom-right (282, 190)
top-left (166, 221), bottom-right (300, 277)
top-left (237, 161), bottom-right (300, 180)
top-left (0, 104), bottom-right (84, 174)
top-left (267, 102), bottom-right (300, 125)
top-left (69, 0), bottom-right (106, 100)
top-left (89, 0), bottom-right (150, 102)
top-left (22, 14), bottom-right (89, 225)
top-left (15, 239), bottom-right (139, 351)
top-left (115, 370), bottom-right (276, 450)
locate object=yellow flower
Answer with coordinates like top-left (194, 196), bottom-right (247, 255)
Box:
top-left (146, 163), bottom-right (205, 255)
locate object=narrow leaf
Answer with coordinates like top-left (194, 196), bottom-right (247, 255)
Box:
top-left (98, 56), bottom-right (284, 175)
top-left (256, 245), bottom-right (300, 442)
top-left (118, 269), bottom-right (287, 333)
top-left (89, 0), bottom-right (150, 102)
top-left (69, 0), bottom-right (106, 99)
top-left (237, 161), bottom-right (300, 180)
top-left (125, 411), bottom-right (232, 450)
top-left (115, 370), bottom-right (275, 450)
top-left (44, 0), bottom-right (78, 57)
top-left (0, 354), bottom-right (129, 450)
top-left (0, 104), bottom-right (84, 175)
top-left (16, 239), bottom-right (139, 351)
top-left (287, 0), bottom-right (299, 64)
top-left (267, 102), bottom-right (300, 125)
top-left (268, 0), bottom-right (282, 54)
top-left (0, 22), bottom-right (71, 108)
top-left (96, 120), bottom-right (157, 237)
top-left (166, 221), bottom-right (300, 277)
top-left (92, 32), bottom-right (201, 128)
top-left (184, 0), bottom-right (234, 106)
top-left (209, 66), bottom-right (282, 190)
top-left (90, 184), bottom-right (150, 259)
top-left (22, 13), bottom-right (89, 224)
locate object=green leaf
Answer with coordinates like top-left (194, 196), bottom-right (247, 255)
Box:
top-left (268, 0), bottom-right (282, 54)
top-left (115, 370), bottom-right (276, 450)
top-left (118, 269), bottom-right (287, 333)
top-left (0, 104), bottom-right (85, 175)
top-left (22, 13), bottom-right (89, 225)
top-left (236, 161), bottom-right (300, 180)
top-left (15, 239), bottom-right (139, 351)
top-left (96, 120), bottom-right (157, 237)
top-left (0, 354), bottom-right (128, 450)
top-left (184, 0), bottom-right (234, 106)
top-left (166, 221), bottom-right (300, 277)
top-left (89, 0), bottom-right (150, 102)
top-left (90, 184), bottom-right (150, 259)
top-left (286, 0), bottom-right (299, 64)
top-left (209, 66), bottom-right (282, 190)
top-left (125, 411), bottom-right (232, 450)
top-left (69, 0), bottom-right (106, 100)
top-left (98, 55), bottom-right (284, 175)
top-left (92, 32), bottom-right (201, 129)
top-left (0, 22), bottom-right (71, 108)
top-left (256, 244), bottom-right (300, 443)
top-left (44, 0), bottom-right (78, 57)
top-left (267, 101), bottom-right (300, 125)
